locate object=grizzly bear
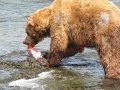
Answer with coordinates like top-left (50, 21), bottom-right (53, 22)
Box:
top-left (23, 0), bottom-right (120, 78)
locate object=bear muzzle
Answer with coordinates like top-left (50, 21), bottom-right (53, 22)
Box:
top-left (23, 36), bottom-right (33, 45)
top-left (23, 40), bottom-right (29, 45)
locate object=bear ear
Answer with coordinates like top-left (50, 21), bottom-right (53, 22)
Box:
top-left (27, 20), bottom-right (34, 26)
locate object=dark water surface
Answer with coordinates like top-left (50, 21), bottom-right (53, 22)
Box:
top-left (0, 0), bottom-right (120, 90)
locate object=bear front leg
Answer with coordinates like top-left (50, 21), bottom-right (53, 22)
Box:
top-left (47, 32), bottom-right (68, 67)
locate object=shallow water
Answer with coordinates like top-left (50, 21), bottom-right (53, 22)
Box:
top-left (0, 0), bottom-right (120, 90)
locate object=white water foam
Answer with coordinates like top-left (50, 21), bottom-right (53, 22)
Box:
top-left (8, 70), bottom-right (54, 89)
top-left (38, 70), bottom-right (54, 79)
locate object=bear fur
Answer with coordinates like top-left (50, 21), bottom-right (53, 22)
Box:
top-left (24, 0), bottom-right (120, 78)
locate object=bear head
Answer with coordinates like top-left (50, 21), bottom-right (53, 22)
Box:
top-left (23, 7), bottom-right (51, 46)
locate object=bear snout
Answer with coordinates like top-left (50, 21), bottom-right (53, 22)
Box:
top-left (23, 36), bottom-right (32, 45)
top-left (23, 40), bottom-right (29, 45)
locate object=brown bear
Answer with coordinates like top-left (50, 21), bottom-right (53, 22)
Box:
top-left (23, 0), bottom-right (120, 78)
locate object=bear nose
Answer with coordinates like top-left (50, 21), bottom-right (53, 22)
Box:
top-left (23, 41), bottom-right (29, 45)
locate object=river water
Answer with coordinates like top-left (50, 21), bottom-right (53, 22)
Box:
top-left (0, 0), bottom-right (120, 90)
